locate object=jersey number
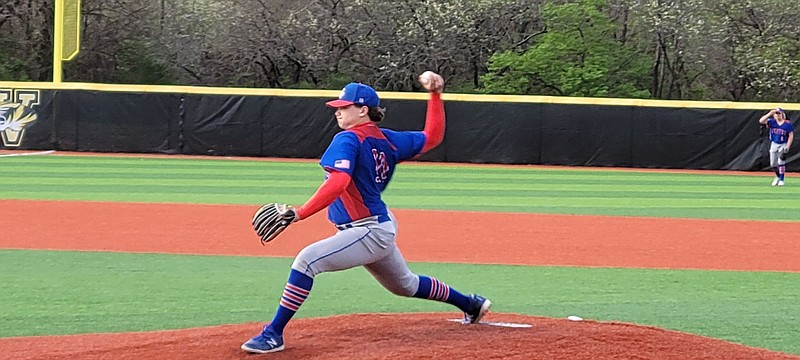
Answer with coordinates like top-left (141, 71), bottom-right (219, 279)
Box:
top-left (372, 149), bottom-right (389, 183)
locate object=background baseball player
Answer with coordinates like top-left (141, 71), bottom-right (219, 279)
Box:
top-left (759, 108), bottom-right (794, 186)
top-left (242, 71), bottom-right (492, 354)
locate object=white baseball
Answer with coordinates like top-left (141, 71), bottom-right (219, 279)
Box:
top-left (419, 71), bottom-right (443, 92)
top-left (420, 71), bottom-right (434, 85)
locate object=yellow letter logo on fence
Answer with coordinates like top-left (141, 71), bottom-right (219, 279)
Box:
top-left (0, 90), bottom-right (40, 147)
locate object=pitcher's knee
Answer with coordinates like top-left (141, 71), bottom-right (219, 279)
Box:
top-left (291, 249), bottom-right (320, 278)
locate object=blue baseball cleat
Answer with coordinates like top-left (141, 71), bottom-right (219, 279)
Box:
top-left (241, 325), bottom-right (285, 354)
top-left (464, 294), bottom-right (492, 324)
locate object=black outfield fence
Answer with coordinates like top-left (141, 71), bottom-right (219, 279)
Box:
top-left (1, 84), bottom-right (796, 171)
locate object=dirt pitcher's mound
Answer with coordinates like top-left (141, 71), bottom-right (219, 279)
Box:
top-left (1, 313), bottom-right (797, 360)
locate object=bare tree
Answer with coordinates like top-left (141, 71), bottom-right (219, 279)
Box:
top-left (3, 0), bottom-right (798, 101)
top-left (0, 0), bottom-right (53, 81)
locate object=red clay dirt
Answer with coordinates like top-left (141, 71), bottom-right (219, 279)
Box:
top-left (2, 199), bottom-right (800, 359)
top-left (2, 200), bottom-right (799, 271)
top-left (2, 314), bottom-right (798, 360)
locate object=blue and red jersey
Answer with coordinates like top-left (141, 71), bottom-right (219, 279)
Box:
top-left (319, 124), bottom-right (425, 225)
top-left (767, 118), bottom-right (794, 144)
top-left (293, 93), bottom-right (444, 224)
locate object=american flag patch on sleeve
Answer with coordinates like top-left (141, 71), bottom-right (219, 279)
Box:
top-left (334, 159), bottom-right (351, 169)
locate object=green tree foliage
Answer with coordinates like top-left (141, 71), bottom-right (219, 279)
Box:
top-left (481, 0), bottom-right (651, 97)
top-left (0, 51), bottom-right (30, 81)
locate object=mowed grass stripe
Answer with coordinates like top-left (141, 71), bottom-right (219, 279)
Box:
top-left (0, 155), bottom-right (763, 180)
top-left (0, 155), bottom-right (760, 182)
top-left (0, 155), bottom-right (768, 186)
top-left (0, 189), bottom-right (780, 219)
top-left (0, 177), bottom-right (784, 199)
top-left (4, 166), bottom-right (760, 184)
top-left (2, 155), bottom-right (798, 221)
top-left (1, 250), bottom-right (798, 355)
top-left (2, 157), bottom-right (773, 186)
top-left (2, 156), bottom-right (316, 169)
top-left (1, 186), bottom-right (778, 208)
top-left (0, 183), bottom-right (786, 206)
top-left (0, 173), bottom-right (777, 195)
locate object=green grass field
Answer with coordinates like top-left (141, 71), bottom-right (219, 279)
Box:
top-left (1, 154), bottom-right (799, 355)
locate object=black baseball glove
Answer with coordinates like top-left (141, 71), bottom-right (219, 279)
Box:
top-left (252, 203), bottom-right (298, 244)
top-left (780, 147), bottom-right (790, 161)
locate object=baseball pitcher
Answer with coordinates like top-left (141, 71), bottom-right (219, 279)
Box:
top-left (242, 72), bottom-right (492, 354)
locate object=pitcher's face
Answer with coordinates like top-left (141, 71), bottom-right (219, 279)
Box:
top-left (334, 105), bottom-right (369, 129)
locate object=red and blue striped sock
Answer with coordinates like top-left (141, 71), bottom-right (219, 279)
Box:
top-left (413, 275), bottom-right (470, 312)
top-left (266, 269), bottom-right (312, 335)
top-left (779, 165), bottom-right (786, 181)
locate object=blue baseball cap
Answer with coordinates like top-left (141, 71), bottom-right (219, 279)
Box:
top-left (776, 108), bottom-right (784, 114)
top-left (325, 83), bottom-right (380, 108)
